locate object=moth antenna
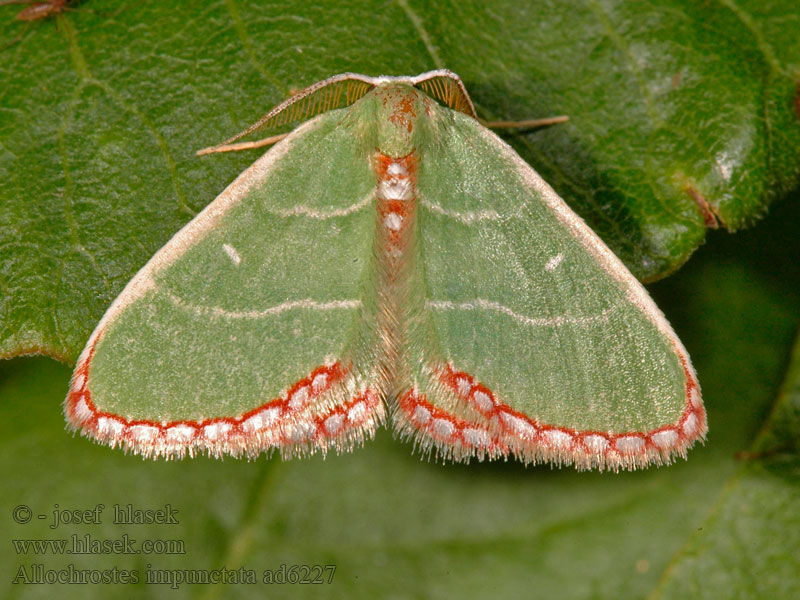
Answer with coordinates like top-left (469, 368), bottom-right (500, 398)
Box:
top-left (199, 73), bottom-right (378, 155)
top-left (413, 70), bottom-right (479, 119)
top-left (412, 71), bottom-right (568, 131)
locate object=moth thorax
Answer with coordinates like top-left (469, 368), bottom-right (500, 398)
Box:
top-left (370, 84), bottom-right (432, 157)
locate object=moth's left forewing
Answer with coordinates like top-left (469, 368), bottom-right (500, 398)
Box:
top-left (65, 110), bottom-right (385, 459)
top-left (406, 111), bottom-right (706, 471)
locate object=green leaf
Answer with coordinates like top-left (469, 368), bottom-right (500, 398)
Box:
top-left (652, 332), bottom-right (800, 600)
top-left (1, 1), bottom-right (799, 361)
top-left (2, 189), bottom-right (799, 599)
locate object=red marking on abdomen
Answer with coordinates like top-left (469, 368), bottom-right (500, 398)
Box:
top-left (374, 152), bottom-right (418, 281)
top-left (63, 340), bottom-right (379, 459)
top-left (374, 152), bottom-right (416, 178)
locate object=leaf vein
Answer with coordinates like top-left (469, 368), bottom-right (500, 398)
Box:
top-left (395, 0), bottom-right (444, 69)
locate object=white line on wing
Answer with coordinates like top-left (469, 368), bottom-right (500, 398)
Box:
top-left (269, 192), bottom-right (373, 219)
top-left (164, 290), bottom-right (361, 319)
top-left (426, 298), bottom-right (615, 327)
top-left (420, 197), bottom-right (503, 224)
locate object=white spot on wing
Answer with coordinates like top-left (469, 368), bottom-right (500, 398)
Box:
top-left (471, 390), bottom-right (493, 412)
top-left (682, 413), bottom-right (698, 437)
top-left (166, 425), bottom-right (195, 443)
top-left (72, 373), bottom-right (86, 392)
top-left (413, 405), bottom-right (431, 425)
top-left (311, 373), bottom-right (328, 393)
top-left (129, 424), bottom-right (159, 444)
top-left (500, 412), bottom-right (537, 440)
top-left (261, 407), bottom-right (282, 425)
top-left (583, 434), bottom-right (609, 453)
top-left (433, 418), bottom-right (455, 440)
top-left (616, 436), bottom-right (645, 453)
top-left (203, 422), bottom-right (231, 441)
top-left (463, 428), bottom-right (491, 448)
top-left (347, 402), bottom-right (367, 424)
top-left (652, 430), bottom-right (678, 449)
top-left (287, 420), bottom-right (316, 442)
top-left (243, 412), bottom-right (267, 433)
top-left (98, 417), bottom-right (124, 437)
top-left (716, 152), bottom-right (735, 182)
top-left (288, 386), bottom-right (310, 410)
top-left (223, 243), bottom-right (241, 265)
top-left (72, 396), bottom-right (93, 423)
top-left (324, 414), bottom-right (344, 435)
top-left (545, 253), bottom-right (564, 272)
top-left (543, 429), bottom-right (573, 450)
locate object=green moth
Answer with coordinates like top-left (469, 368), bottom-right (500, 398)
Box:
top-left (64, 70), bottom-right (706, 471)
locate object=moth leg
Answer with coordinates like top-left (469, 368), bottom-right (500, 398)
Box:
top-left (480, 115), bottom-right (569, 130)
